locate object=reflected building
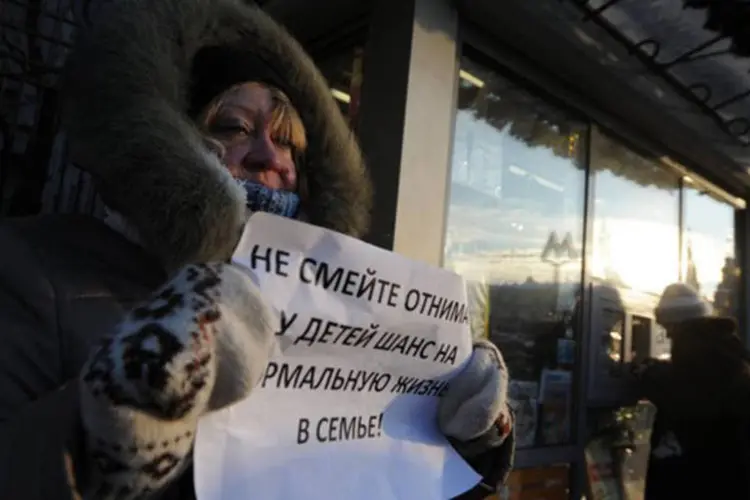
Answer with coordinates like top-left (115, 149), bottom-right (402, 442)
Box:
top-left (714, 256), bottom-right (740, 318)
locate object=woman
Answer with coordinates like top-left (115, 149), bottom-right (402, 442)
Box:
top-left (0, 0), bottom-right (514, 498)
top-left (634, 283), bottom-right (750, 499)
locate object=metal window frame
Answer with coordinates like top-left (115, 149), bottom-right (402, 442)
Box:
top-left (564, 0), bottom-right (750, 149)
top-left (574, 122), bottom-right (595, 500)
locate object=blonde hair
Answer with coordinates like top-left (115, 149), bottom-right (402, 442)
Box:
top-left (199, 82), bottom-right (307, 154)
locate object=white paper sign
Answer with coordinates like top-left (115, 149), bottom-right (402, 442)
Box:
top-left (195, 213), bottom-right (481, 500)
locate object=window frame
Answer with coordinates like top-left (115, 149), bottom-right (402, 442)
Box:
top-left (456, 22), bottom-right (749, 498)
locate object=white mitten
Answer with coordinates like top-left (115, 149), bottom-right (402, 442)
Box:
top-left (438, 339), bottom-right (511, 443)
top-left (78, 262), bottom-right (276, 499)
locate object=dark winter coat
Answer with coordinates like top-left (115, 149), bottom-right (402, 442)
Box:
top-left (639, 317), bottom-right (750, 499)
top-left (0, 0), bottom-right (513, 498)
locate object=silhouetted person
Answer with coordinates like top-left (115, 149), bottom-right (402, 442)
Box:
top-left (633, 283), bottom-right (750, 499)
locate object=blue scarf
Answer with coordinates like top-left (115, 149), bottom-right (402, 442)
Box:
top-left (236, 179), bottom-right (300, 219)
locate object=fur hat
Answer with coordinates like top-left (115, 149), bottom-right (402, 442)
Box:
top-left (654, 283), bottom-right (713, 326)
top-left (61, 0), bottom-right (372, 273)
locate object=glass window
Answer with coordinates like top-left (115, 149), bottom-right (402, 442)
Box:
top-left (683, 185), bottom-right (739, 319)
top-left (316, 46), bottom-right (365, 130)
top-left (445, 55), bottom-right (586, 448)
top-left (586, 129), bottom-right (680, 389)
top-left (589, 128), bottom-right (681, 295)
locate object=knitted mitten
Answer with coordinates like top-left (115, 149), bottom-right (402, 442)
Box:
top-left (78, 262), bottom-right (276, 499)
top-left (438, 339), bottom-right (512, 447)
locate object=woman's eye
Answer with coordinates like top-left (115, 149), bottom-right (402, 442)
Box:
top-left (212, 121), bottom-right (252, 136)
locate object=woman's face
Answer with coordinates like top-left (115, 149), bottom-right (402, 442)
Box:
top-left (204, 83), bottom-right (299, 191)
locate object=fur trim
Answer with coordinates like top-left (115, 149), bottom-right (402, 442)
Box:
top-left (61, 0), bottom-right (372, 272)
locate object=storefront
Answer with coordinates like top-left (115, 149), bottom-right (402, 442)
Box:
top-left (3, 0), bottom-right (750, 498)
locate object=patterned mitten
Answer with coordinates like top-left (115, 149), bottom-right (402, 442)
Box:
top-left (438, 339), bottom-right (512, 447)
top-left (78, 263), bottom-right (276, 499)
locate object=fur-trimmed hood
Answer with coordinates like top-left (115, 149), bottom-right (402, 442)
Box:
top-left (61, 0), bottom-right (371, 272)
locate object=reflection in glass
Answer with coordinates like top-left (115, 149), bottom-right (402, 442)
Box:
top-left (606, 312), bottom-right (624, 367)
top-left (630, 315), bottom-right (652, 364)
top-left (683, 186), bottom-right (739, 319)
top-left (589, 129), bottom-right (680, 296)
top-left (316, 46), bottom-right (365, 130)
top-left (444, 56), bottom-right (585, 448)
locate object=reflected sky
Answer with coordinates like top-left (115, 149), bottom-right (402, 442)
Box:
top-left (448, 112), bottom-right (582, 239)
top-left (444, 68), bottom-right (736, 302)
top-left (588, 129), bottom-right (680, 296)
top-left (445, 108), bottom-right (584, 289)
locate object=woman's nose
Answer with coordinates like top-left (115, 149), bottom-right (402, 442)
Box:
top-left (244, 133), bottom-right (287, 174)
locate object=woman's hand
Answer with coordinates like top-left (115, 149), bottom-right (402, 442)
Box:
top-left (78, 262), bottom-right (276, 499)
top-left (437, 339), bottom-right (515, 496)
top-left (438, 339), bottom-right (512, 443)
